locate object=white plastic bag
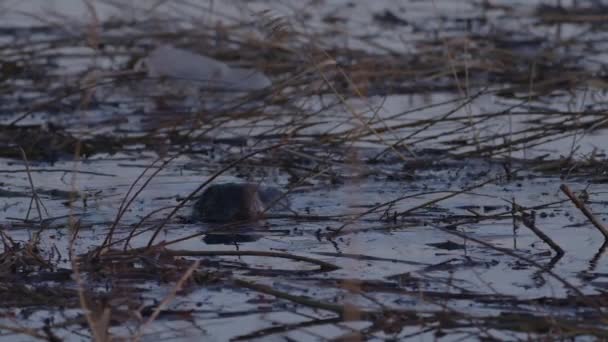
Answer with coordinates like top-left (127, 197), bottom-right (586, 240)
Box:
top-left (145, 45), bottom-right (271, 92)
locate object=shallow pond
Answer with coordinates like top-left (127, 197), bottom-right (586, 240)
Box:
top-left (1, 0), bottom-right (608, 341)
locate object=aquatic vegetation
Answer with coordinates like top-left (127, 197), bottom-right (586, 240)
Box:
top-left (1, 0), bottom-right (608, 340)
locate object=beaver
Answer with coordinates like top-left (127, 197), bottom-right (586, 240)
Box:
top-left (192, 183), bottom-right (288, 222)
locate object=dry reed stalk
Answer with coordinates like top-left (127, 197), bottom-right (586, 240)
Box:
top-left (560, 184), bottom-right (608, 240)
top-left (98, 155), bottom-right (177, 255)
top-left (133, 260), bottom-right (201, 341)
top-left (18, 147), bottom-right (45, 223)
top-left (163, 249), bottom-right (338, 272)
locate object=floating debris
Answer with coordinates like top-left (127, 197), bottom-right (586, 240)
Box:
top-left (144, 45), bottom-right (272, 92)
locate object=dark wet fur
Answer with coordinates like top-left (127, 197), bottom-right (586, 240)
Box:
top-left (193, 183), bottom-right (287, 222)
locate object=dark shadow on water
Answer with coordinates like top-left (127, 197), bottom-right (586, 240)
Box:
top-left (203, 233), bottom-right (262, 245)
